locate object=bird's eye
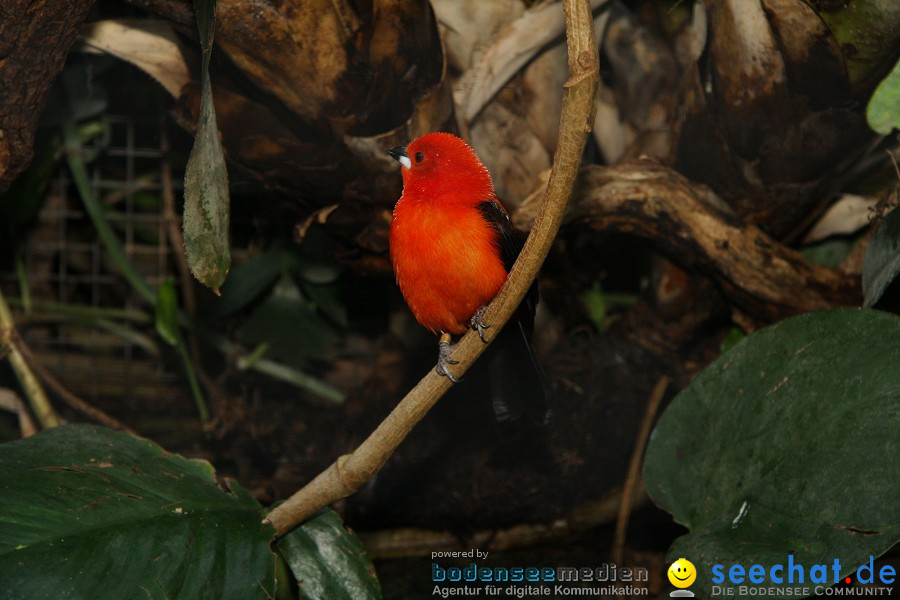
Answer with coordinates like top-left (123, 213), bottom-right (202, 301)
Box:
top-left (415, 151), bottom-right (424, 163)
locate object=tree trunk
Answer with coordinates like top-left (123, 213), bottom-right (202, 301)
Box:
top-left (0, 0), bottom-right (96, 192)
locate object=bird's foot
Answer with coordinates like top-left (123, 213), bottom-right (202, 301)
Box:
top-left (436, 334), bottom-right (460, 382)
top-left (470, 306), bottom-right (491, 343)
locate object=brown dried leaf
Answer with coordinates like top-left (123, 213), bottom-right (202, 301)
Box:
top-left (802, 194), bottom-right (879, 244)
top-left (172, 83), bottom-right (351, 200)
top-left (456, 0), bottom-right (607, 125)
top-left (470, 99), bottom-right (551, 207)
top-left (215, 0), bottom-right (356, 124)
top-left (431, 0), bottom-right (524, 72)
top-left (522, 41), bottom-right (568, 155)
top-left (79, 20), bottom-right (192, 98)
top-left (706, 0), bottom-right (787, 109)
top-left (761, 0), bottom-right (847, 100)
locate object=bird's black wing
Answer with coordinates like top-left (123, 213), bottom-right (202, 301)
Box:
top-left (477, 199), bottom-right (538, 329)
top-left (475, 199), bottom-right (549, 423)
top-left (477, 199), bottom-right (523, 273)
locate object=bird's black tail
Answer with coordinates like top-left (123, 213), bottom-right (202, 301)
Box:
top-left (482, 318), bottom-right (551, 423)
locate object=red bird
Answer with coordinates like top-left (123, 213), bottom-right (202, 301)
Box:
top-left (387, 132), bottom-right (548, 421)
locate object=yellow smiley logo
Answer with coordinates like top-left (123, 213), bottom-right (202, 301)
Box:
top-left (668, 558), bottom-right (697, 588)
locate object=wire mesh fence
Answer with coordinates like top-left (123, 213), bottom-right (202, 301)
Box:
top-left (0, 113), bottom-right (188, 410)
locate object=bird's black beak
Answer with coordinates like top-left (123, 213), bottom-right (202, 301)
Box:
top-left (387, 145), bottom-right (412, 169)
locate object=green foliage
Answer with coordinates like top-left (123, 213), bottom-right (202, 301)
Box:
top-left (579, 282), bottom-right (636, 330)
top-left (155, 277), bottom-right (180, 345)
top-left (863, 208), bottom-right (900, 306)
top-left (0, 425), bottom-right (276, 599)
top-left (183, 0), bottom-right (231, 292)
top-left (240, 275), bottom-right (341, 362)
top-left (718, 326), bottom-right (745, 353)
top-left (818, 0), bottom-right (900, 87)
top-left (800, 238), bottom-right (855, 269)
top-left (156, 278), bottom-right (208, 420)
top-left (278, 509), bottom-right (382, 600)
top-left (217, 238), bottom-right (345, 365)
top-left (644, 309), bottom-right (900, 599)
top-left (62, 110), bottom-right (155, 305)
top-left (581, 282), bottom-right (608, 329)
top-left (867, 57), bottom-right (900, 134)
top-left (0, 426), bottom-right (383, 599)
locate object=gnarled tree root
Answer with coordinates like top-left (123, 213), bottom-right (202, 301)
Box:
top-left (515, 162), bottom-right (862, 321)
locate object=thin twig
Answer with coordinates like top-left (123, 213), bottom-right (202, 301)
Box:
top-left (10, 329), bottom-right (137, 435)
top-left (360, 486), bottom-right (625, 559)
top-left (161, 126), bottom-right (198, 317)
top-left (0, 287), bottom-right (60, 429)
top-left (0, 388), bottom-right (38, 438)
top-left (264, 0), bottom-right (599, 537)
top-left (612, 376), bottom-right (669, 569)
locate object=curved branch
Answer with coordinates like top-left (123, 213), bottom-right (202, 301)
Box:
top-left (10, 329), bottom-right (136, 435)
top-left (514, 162), bottom-right (861, 320)
top-left (0, 289), bottom-right (60, 428)
top-left (264, 0), bottom-right (599, 537)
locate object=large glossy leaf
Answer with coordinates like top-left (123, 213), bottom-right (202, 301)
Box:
top-left (643, 308), bottom-right (900, 600)
top-left (863, 208), bottom-right (900, 307)
top-left (0, 425), bottom-right (275, 599)
top-left (278, 509), bottom-right (381, 600)
top-left (183, 0), bottom-right (230, 292)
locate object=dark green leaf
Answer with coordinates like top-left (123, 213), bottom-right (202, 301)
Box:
top-left (818, 1), bottom-right (900, 87)
top-left (0, 425), bottom-right (276, 599)
top-left (300, 280), bottom-right (348, 328)
top-left (278, 509), bottom-right (381, 600)
top-left (866, 57), bottom-right (900, 135)
top-left (183, 0), bottom-right (230, 292)
top-left (297, 262), bottom-right (342, 286)
top-left (644, 308), bottom-right (900, 600)
top-left (216, 245), bottom-right (298, 316)
top-left (239, 275), bottom-right (339, 362)
top-left (800, 238), bottom-right (854, 269)
top-left (718, 326), bottom-right (744, 353)
top-left (155, 277), bottom-right (179, 345)
top-left (580, 283), bottom-right (607, 329)
top-left (862, 208), bottom-right (900, 306)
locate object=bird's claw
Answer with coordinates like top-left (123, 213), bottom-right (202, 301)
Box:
top-left (470, 306), bottom-right (491, 343)
top-left (436, 340), bottom-right (460, 382)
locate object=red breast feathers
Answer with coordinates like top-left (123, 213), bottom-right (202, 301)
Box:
top-left (389, 133), bottom-right (509, 335)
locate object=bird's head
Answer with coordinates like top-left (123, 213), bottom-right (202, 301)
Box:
top-left (388, 133), bottom-right (494, 204)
